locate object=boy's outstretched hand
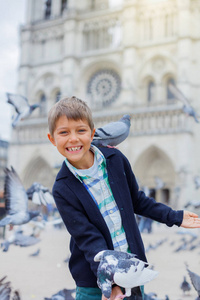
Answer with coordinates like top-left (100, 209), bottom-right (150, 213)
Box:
top-left (181, 210), bottom-right (200, 228)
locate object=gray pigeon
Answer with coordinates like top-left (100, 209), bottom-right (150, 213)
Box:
top-left (186, 265), bottom-right (200, 299)
top-left (194, 176), bottom-right (200, 189)
top-left (154, 176), bottom-right (165, 190)
top-left (29, 248), bottom-right (40, 257)
top-left (26, 182), bottom-right (55, 205)
top-left (44, 288), bottom-right (75, 300)
top-left (1, 227), bottom-right (40, 252)
top-left (168, 84), bottom-right (199, 123)
top-left (0, 276), bottom-right (21, 300)
top-left (184, 199), bottom-right (200, 210)
top-left (6, 92), bottom-right (40, 128)
top-left (94, 250), bottom-right (158, 298)
top-left (180, 276), bottom-right (191, 294)
top-left (92, 114), bottom-right (131, 147)
top-left (0, 167), bottom-right (41, 228)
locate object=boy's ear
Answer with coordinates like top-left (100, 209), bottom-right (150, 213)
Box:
top-left (47, 133), bottom-right (56, 146)
top-left (91, 128), bottom-right (96, 140)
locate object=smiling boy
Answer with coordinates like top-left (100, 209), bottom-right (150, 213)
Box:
top-left (47, 96), bottom-right (200, 300)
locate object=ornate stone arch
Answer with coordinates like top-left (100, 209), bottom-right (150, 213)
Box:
top-left (22, 156), bottom-right (55, 190)
top-left (162, 74), bottom-right (177, 104)
top-left (30, 72), bottom-right (61, 113)
top-left (133, 145), bottom-right (176, 205)
top-left (138, 54), bottom-right (177, 104)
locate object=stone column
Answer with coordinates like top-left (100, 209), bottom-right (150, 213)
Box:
top-left (51, 0), bottom-right (61, 18)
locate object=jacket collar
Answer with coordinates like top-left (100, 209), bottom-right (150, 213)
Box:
top-left (56, 146), bottom-right (117, 181)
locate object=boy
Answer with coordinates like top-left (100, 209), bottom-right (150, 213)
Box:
top-left (47, 96), bottom-right (200, 300)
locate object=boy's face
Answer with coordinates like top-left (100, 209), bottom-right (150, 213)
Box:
top-left (48, 115), bottom-right (95, 169)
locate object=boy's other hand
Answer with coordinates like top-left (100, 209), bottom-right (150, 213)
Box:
top-left (101, 285), bottom-right (125, 300)
top-left (181, 210), bottom-right (200, 228)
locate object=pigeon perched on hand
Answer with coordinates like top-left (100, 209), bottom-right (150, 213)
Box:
top-left (168, 84), bottom-right (199, 123)
top-left (92, 114), bottom-right (131, 147)
top-left (6, 92), bottom-right (40, 128)
top-left (94, 250), bottom-right (158, 298)
top-left (0, 167), bottom-right (52, 228)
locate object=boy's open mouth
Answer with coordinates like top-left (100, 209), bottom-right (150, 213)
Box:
top-left (66, 146), bottom-right (82, 152)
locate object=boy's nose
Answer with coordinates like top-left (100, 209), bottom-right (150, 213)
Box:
top-left (69, 133), bottom-right (79, 142)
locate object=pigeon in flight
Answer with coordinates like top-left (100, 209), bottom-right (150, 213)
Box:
top-left (6, 92), bottom-right (40, 128)
top-left (0, 276), bottom-right (21, 300)
top-left (186, 264), bottom-right (200, 299)
top-left (26, 182), bottom-right (55, 205)
top-left (92, 114), bottom-right (131, 147)
top-left (0, 167), bottom-right (52, 228)
top-left (168, 84), bottom-right (199, 123)
top-left (94, 250), bottom-right (158, 299)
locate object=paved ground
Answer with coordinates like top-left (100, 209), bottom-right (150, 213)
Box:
top-left (0, 222), bottom-right (199, 300)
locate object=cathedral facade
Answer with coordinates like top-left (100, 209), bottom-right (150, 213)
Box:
top-left (8, 0), bottom-right (200, 209)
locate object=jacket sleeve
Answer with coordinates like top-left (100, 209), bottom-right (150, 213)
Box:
top-left (122, 153), bottom-right (184, 227)
top-left (53, 182), bottom-right (109, 276)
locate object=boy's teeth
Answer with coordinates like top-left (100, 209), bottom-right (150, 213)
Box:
top-left (68, 146), bottom-right (81, 151)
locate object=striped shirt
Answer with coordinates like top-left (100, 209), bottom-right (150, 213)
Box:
top-left (65, 145), bottom-right (129, 252)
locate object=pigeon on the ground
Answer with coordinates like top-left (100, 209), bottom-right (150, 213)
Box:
top-left (1, 227), bottom-right (40, 252)
top-left (186, 264), bottom-right (200, 299)
top-left (0, 276), bottom-right (21, 300)
top-left (6, 92), bottom-right (40, 128)
top-left (168, 84), bottom-right (199, 123)
top-left (94, 250), bottom-right (158, 298)
top-left (154, 176), bottom-right (165, 190)
top-left (29, 248), bottom-right (40, 257)
top-left (0, 167), bottom-right (52, 228)
top-left (92, 114), bottom-right (131, 147)
top-left (180, 276), bottom-right (191, 294)
top-left (26, 182), bottom-right (55, 205)
top-left (63, 255), bottom-right (70, 263)
top-left (44, 288), bottom-right (75, 300)
top-left (194, 176), bottom-right (200, 189)
top-left (184, 199), bottom-right (200, 210)
top-left (141, 186), bottom-right (150, 197)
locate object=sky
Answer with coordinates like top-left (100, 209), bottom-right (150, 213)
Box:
top-left (0, 0), bottom-right (26, 141)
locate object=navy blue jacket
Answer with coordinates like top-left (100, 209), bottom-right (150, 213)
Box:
top-left (52, 147), bottom-right (183, 287)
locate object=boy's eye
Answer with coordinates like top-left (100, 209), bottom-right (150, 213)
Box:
top-left (79, 129), bottom-right (86, 132)
top-left (59, 131), bottom-right (67, 134)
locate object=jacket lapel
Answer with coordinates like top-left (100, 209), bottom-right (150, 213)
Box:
top-left (57, 162), bottom-right (112, 234)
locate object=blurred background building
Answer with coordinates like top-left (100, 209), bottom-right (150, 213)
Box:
top-left (8, 0), bottom-right (200, 209)
top-left (0, 140), bottom-right (9, 190)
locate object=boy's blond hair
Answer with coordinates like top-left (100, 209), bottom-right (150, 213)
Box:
top-left (48, 96), bottom-right (94, 136)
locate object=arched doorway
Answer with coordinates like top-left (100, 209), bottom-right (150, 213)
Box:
top-left (134, 145), bottom-right (176, 206)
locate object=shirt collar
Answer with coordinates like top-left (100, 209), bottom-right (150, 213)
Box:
top-left (65, 145), bottom-right (106, 180)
